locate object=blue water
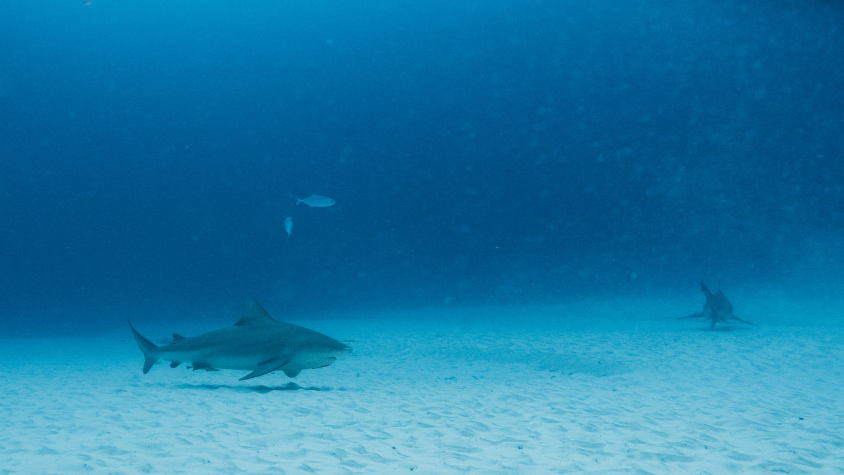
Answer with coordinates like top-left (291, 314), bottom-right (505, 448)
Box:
top-left (1, 0), bottom-right (843, 336)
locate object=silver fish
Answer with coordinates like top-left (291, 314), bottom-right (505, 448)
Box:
top-left (296, 195), bottom-right (335, 207)
top-left (284, 217), bottom-right (293, 241)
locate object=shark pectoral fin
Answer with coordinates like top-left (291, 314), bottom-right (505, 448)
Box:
top-left (170, 361), bottom-right (181, 368)
top-left (283, 368), bottom-right (301, 378)
top-left (677, 313), bottom-right (703, 320)
top-left (240, 359), bottom-right (289, 381)
top-left (731, 315), bottom-right (757, 326)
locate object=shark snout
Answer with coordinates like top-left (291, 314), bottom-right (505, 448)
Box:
top-left (334, 343), bottom-right (353, 358)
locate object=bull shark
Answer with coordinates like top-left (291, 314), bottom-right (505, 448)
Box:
top-left (130, 297), bottom-right (352, 380)
top-left (677, 282), bottom-right (756, 329)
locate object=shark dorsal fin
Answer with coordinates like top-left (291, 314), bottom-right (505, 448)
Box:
top-left (235, 296), bottom-right (277, 326)
top-left (172, 334), bottom-right (186, 343)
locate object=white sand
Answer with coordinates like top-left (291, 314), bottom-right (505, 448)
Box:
top-left (1, 301), bottom-right (843, 474)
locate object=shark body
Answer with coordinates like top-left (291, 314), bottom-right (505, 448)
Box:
top-left (677, 282), bottom-right (756, 329)
top-left (130, 297), bottom-right (351, 380)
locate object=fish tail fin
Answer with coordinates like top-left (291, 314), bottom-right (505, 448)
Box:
top-left (128, 321), bottom-right (159, 374)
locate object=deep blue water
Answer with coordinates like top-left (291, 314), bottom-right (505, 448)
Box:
top-left (1, 0), bottom-right (842, 335)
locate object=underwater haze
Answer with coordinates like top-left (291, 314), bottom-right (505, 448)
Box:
top-left (1, 0), bottom-right (844, 335)
top-left (4, 1), bottom-right (844, 474)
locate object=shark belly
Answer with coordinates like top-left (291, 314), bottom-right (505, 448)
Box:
top-left (159, 347), bottom-right (271, 371)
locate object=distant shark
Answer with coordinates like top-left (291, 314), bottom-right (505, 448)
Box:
top-left (677, 282), bottom-right (756, 329)
top-left (130, 297), bottom-right (352, 380)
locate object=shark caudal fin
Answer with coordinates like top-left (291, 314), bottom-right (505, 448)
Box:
top-left (129, 321), bottom-right (160, 374)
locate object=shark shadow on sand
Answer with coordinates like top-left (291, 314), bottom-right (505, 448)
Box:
top-left (677, 283), bottom-right (756, 330)
top-left (176, 382), bottom-right (336, 393)
top-left (130, 297), bottom-right (352, 381)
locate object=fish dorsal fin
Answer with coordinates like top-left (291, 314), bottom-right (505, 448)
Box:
top-left (172, 334), bottom-right (186, 343)
top-left (235, 296), bottom-right (277, 326)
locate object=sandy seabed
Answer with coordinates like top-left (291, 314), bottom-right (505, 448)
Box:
top-left (2, 301), bottom-right (843, 474)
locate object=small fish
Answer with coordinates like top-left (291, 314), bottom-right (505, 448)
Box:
top-left (284, 217), bottom-right (293, 241)
top-left (295, 195), bottom-right (335, 207)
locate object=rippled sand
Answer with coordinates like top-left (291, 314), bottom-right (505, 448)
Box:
top-left (2, 302), bottom-right (842, 474)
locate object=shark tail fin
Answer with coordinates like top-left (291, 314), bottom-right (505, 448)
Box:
top-left (128, 321), bottom-right (159, 374)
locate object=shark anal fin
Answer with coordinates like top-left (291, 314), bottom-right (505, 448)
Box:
top-left (283, 368), bottom-right (301, 378)
top-left (240, 358), bottom-right (289, 381)
top-left (170, 361), bottom-right (181, 368)
top-left (172, 334), bottom-right (187, 343)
